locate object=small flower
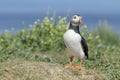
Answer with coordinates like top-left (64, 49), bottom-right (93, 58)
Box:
top-left (21, 29), bottom-right (25, 33)
top-left (88, 33), bottom-right (93, 40)
top-left (0, 39), bottom-right (4, 42)
top-left (96, 35), bottom-right (100, 39)
top-left (63, 17), bottom-right (66, 20)
top-left (34, 21), bottom-right (37, 25)
top-left (37, 19), bottom-right (40, 22)
top-left (83, 25), bottom-right (87, 29)
top-left (50, 17), bottom-right (54, 21)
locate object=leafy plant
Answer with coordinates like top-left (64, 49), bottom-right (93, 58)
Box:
top-left (0, 16), bottom-right (120, 79)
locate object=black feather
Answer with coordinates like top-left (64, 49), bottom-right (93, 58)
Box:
top-left (81, 36), bottom-right (89, 59)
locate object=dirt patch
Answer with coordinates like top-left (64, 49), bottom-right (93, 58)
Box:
top-left (0, 59), bottom-right (108, 80)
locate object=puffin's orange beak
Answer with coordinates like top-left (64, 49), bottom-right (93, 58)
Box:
top-left (80, 19), bottom-right (83, 25)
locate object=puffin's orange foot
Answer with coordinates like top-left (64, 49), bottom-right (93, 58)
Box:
top-left (75, 66), bottom-right (81, 70)
top-left (66, 63), bottom-right (72, 67)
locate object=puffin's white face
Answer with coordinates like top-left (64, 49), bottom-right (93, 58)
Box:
top-left (71, 15), bottom-right (82, 26)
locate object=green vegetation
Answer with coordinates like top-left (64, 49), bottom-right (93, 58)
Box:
top-left (0, 16), bottom-right (120, 80)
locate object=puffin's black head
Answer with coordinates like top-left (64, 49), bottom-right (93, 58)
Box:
top-left (70, 14), bottom-right (83, 26)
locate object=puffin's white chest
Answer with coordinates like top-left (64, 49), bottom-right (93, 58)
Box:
top-left (64, 30), bottom-right (81, 45)
top-left (63, 30), bottom-right (85, 59)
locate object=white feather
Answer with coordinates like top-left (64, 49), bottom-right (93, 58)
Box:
top-left (63, 29), bottom-right (85, 59)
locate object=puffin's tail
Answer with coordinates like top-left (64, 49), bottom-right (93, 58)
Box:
top-left (85, 51), bottom-right (89, 59)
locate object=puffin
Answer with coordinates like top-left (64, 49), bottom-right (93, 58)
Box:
top-left (63, 14), bottom-right (88, 70)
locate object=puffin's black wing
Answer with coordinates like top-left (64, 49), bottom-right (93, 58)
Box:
top-left (81, 36), bottom-right (89, 59)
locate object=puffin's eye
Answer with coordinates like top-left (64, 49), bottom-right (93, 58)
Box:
top-left (73, 16), bottom-right (76, 19)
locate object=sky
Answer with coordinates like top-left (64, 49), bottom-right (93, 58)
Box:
top-left (0, 0), bottom-right (120, 14)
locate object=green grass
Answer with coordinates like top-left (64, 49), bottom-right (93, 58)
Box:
top-left (0, 16), bottom-right (120, 80)
top-left (93, 21), bottom-right (120, 46)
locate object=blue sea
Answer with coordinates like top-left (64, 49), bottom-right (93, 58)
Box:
top-left (0, 13), bottom-right (120, 33)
